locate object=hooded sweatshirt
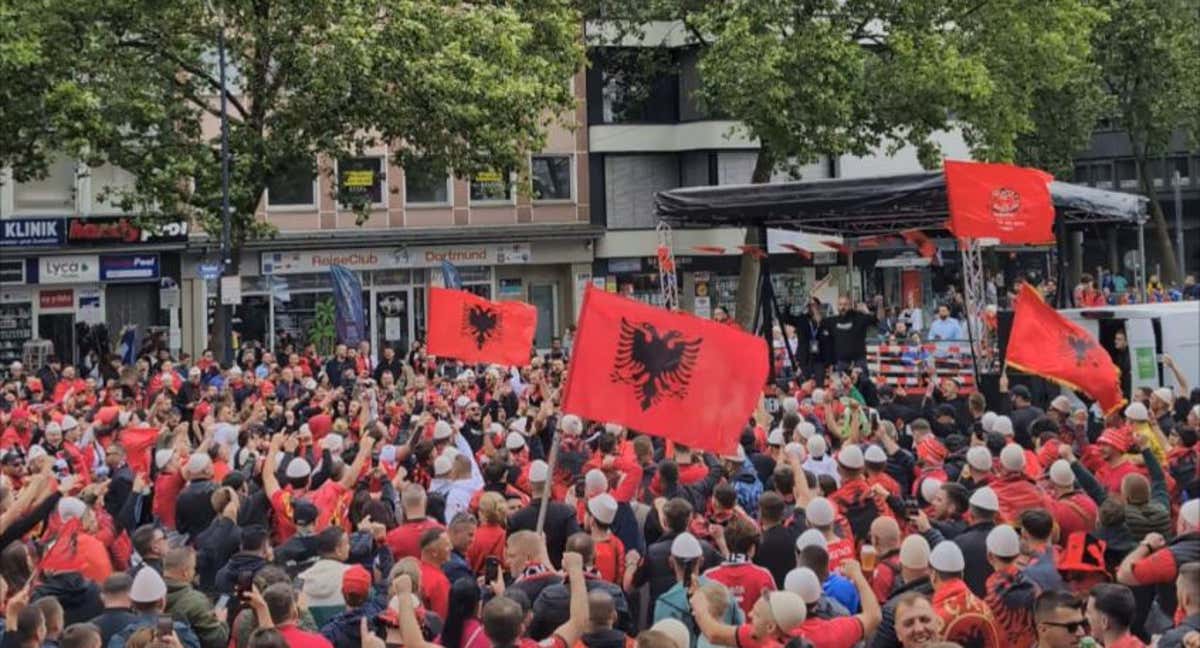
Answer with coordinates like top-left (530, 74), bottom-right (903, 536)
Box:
top-left (301, 558), bottom-right (350, 625)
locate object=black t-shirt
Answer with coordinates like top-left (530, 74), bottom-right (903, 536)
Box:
top-left (823, 311), bottom-right (877, 361)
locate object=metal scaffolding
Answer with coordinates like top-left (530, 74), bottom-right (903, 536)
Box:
top-left (655, 221), bottom-right (680, 311)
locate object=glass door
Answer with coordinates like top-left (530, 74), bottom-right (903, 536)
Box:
top-left (375, 288), bottom-right (410, 359)
top-left (528, 283), bottom-right (557, 350)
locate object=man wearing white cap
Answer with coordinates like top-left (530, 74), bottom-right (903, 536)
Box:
top-left (963, 446), bottom-right (994, 487)
top-left (1044, 459), bottom-right (1098, 544)
top-left (871, 535), bottom-right (935, 648)
top-left (508, 459), bottom-right (582, 569)
top-left (653, 532), bottom-right (739, 635)
top-left (789, 560), bottom-right (882, 648)
top-left (262, 431), bottom-right (377, 543)
top-left (175, 451), bottom-right (219, 539)
top-left (584, 493), bottom-right (629, 586)
top-left (802, 497), bottom-right (854, 572)
top-left (802, 435), bottom-right (839, 487)
top-left (108, 567), bottom-right (202, 648)
top-left (983, 525), bottom-right (1038, 648)
top-left (952, 486), bottom-right (1000, 597)
top-left (828, 443), bottom-right (888, 547)
top-left (152, 448), bottom-right (186, 531)
top-left (928, 541), bottom-right (1000, 648)
top-left (690, 587), bottom-right (808, 648)
top-left (1150, 386), bottom-right (1177, 433)
top-left (990, 443), bottom-right (1051, 524)
top-left (863, 444), bottom-right (903, 499)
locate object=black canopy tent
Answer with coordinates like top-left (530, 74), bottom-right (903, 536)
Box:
top-left (653, 171), bottom-right (1148, 384)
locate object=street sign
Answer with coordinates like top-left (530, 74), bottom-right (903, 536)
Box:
top-left (198, 263), bottom-right (222, 280)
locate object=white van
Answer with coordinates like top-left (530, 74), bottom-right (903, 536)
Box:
top-left (1058, 301), bottom-right (1200, 394)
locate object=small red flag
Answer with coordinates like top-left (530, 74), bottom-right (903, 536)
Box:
top-left (1006, 283), bottom-right (1125, 414)
top-left (120, 426), bottom-right (160, 478)
top-left (901, 229), bottom-right (940, 261)
top-left (737, 245), bottom-right (768, 260)
top-left (562, 287), bottom-right (768, 454)
top-left (691, 245), bottom-right (727, 254)
top-left (427, 288), bottom-right (537, 367)
top-left (820, 240), bottom-right (850, 255)
top-left (944, 160), bottom-right (1054, 244)
top-left (779, 243), bottom-right (813, 260)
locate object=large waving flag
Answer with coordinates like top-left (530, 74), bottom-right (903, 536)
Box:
top-left (562, 286), bottom-right (768, 455)
top-left (427, 287), bottom-right (537, 366)
top-left (1006, 283), bottom-right (1125, 414)
top-left (944, 160), bottom-right (1055, 244)
top-left (330, 265), bottom-right (366, 345)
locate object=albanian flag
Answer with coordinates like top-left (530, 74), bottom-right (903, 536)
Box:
top-left (1006, 283), bottom-right (1125, 414)
top-left (944, 160), bottom-right (1055, 244)
top-left (427, 287), bottom-right (537, 367)
top-left (121, 426), bottom-right (160, 478)
top-left (562, 286), bottom-right (768, 455)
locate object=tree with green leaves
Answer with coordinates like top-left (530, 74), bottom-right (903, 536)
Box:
top-left (587, 0), bottom-right (1106, 326)
top-left (1, 0), bottom-right (582, 356)
top-left (1092, 0), bottom-right (1200, 285)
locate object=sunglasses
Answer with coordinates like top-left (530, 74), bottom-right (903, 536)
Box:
top-left (1042, 620), bottom-right (1088, 633)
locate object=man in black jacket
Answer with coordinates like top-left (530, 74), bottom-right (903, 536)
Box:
top-left (213, 526), bottom-right (271, 596)
top-left (824, 296), bottom-right (883, 371)
top-left (89, 574), bottom-right (139, 648)
top-left (324, 344), bottom-right (351, 388)
top-left (102, 444), bottom-right (134, 521)
top-left (195, 488), bottom-right (242, 594)
top-left (755, 491), bottom-right (798, 587)
top-left (950, 486), bottom-right (999, 597)
top-left (175, 453), bottom-right (218, 540)
top-left (530, 533), bottom-right (634, 639)
top-left (373, 345), bottom-right (406, 386)
top-left (635, 497), bottom-right (722, 602)
top-left (507, 460), bottom-right (580, 569)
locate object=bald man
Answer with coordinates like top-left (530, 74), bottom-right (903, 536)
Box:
top-left (870, 518), bottom-right (903, 601)
top-left (506, 531), bottom-right (563, 624)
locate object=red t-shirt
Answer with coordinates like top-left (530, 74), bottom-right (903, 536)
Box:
top-left (310, 479), bottom-right (351, 531)
top-left (467, 524), bottom-right (507, 574)
top-left (705, 561), bottom-right (778, 615)
top-left (386, 518), bottom-right (445, 560)
top-left (594, 535), bottom-right (626, 586)
top-left (419, 559), bottom-right (451, 621)
top-left (826, 537), bottom-right (856, 572)
top-left (277, 624), bottom-right (334, 648)
top-left (269, 487), bottom-right (310, 543)
top-left (1130, 547), bottom-right (1177, 585)
top-left (736, 624), bottom-right (783, 648)
top-left (152, 471), bottom-right (186, 530)
top-left (1108, 634), bottom-right (1146, 648)
top-left (791, 616), bottom-right (864, 648)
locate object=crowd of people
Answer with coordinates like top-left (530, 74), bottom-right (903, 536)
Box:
top-left (0, 313), bottom-right (1197, 648)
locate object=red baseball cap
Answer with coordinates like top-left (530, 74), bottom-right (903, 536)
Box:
top-left (341, 565), bottom-right (372, 598)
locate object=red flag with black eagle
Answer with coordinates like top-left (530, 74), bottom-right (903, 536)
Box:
top-left (944, 160), bottom-right (1055, 244)
top-left (1006, 283), bottom-right (1125, 414)
top-left (426, 287), bottom-right (537, 367)
top-left (562, 286), bottom-right (769, 455)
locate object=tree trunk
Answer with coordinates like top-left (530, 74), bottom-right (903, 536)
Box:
top-left (1136, 155), bottom-right (1180, 285)
top-left (733, 150), bottom-right (775, 330)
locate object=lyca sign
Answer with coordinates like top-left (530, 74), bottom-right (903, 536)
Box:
top-left (38, 255), bottom-right (100, 284)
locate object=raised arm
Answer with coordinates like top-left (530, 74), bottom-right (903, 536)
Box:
top-left (554, 551), bottom-right (588, 646)
top-left (1162, 355), bottom-right (1190, 395)
top-left (340, 434), bottom-right (377, 489)
top-left (395, 575), bottom-right (435, 648)
top-left (262, 433), bottom-right (285, 500)
top-left (843, 559), bottom-right (882, 636)
top-left (689, 588), bottom-right (738, 647)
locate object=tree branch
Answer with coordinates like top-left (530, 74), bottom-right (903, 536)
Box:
top-left (116, 38), bottom-right (251, 120)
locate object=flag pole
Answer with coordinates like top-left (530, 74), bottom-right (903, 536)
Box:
top-left (535, 430), bottom-right (560, 534)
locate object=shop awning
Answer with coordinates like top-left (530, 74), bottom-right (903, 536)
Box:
top-left (654, 171), bottom-right (1147, 236)
top-left (187, 222), bottom-right (605, 252)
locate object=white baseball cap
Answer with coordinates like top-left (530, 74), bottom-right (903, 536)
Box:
top-left (505, 431), bottom-right (526, 451)
top-left (1181, 499), bottom-right (1200, 529)
top-left (795, 528), bottom-right (827, 552)
top-left (285, 457), bottom-right (312, 479)
top-left (966, 446), bottom-right (992, 473)
top-left (528, 459), bottom-right (550, 484)
top-left (806, 497), bottom-right (835, 527)
top-left (980, 411), bottom-right (997, 433)
top-left (1049, 396), bottom-right (1072, 414)
top-left (837, 444), bottom-right (865, 470)
top-left (155, 449), bottom-right (175, 471)
top-left (992, 415), bottom-right (1014, 437)
top-left (768, 428), bottom-right (786, 446)
top-left (929, 541), bottom-right (965, 572)
top-left (1124, 402), bottom-right (1149, 422)
top-left (650, 619), bottom-right (690, 648)
top-left (796, 422), bottom-right (816, 439)
top-left (969, 486), bottom-right (1000, 512)
top-left (131, 567), bottom-right (168, 603)
top-left (806, 435), bottom-right (827, 458)
top-left (899, 535), bottom-right (931, 570)
top-left (919, 478), bottom-right (943, 504)
top-left (670, 532), bottom-right (703, 560)
top-left (784, 567), bottom-right (823, 604)
top-left (587, 493), bottom-right (618, 525)
top-left (433, 420), bottom-right (454, 441)
top-left (782, 397), bottom-right (799, 413)
top-left (186, 452), bottom-right (212, 475)
top-left (986, 525), bottom-right (1021, 558)
top-left (433, 454), bottom-right (453, 476)
top-left (999, 444), bottom-right (1026, 472)
top-left (57, 497), bottom-right (86, 521)
top-left (1152, 387), bottom-right (1174, 405)
top-left (765, 591), bottom-right (807, 633)
top-left (60, 415), bottom-right (78, 432)
top-left (1049, 460), bottom-right (1075, 487)
top-left (864, 445), bottom-right (887, 464)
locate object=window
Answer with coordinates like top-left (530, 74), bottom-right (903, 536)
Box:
top-left (1165, 156), bottom-right (1191, 185)
top-left (469, 169), bottom-right (512, 203)
top-left (404, 159), bottom-right (450, 205)
top-left (266, 157), bottom-right (316, 208)
top-left (531, 155), bottom-right (572, 201)
top-left (86, 163), bottom-right (138, 214)
top-left (0, 260), bottom-right (24, 284)
top-left (13, 157), bottom-right (75, 213)
top-left (337, 157), bottom-right (385, 208)
top-left (1116, 159), bottom-right (1138, 188)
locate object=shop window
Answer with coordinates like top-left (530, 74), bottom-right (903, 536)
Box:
top-left (13, 156), bottom-right (75, 213)
top-left (469, 169), bottom-right (513, 203)
top-left (0, 260), bottom-right (25, 284)
top-left (1116, 159), bottom-right (1138, 188)
top-left (1166, 156), bottom-right (1191, 185)
top-left (532, 155), bottom-right (572, 201)
top-left (404, 158), bottom-right (451, 205)
top-left (267, 157), bottom-right (316, 208)
top-left (337, 157), bottom-right (385, 208)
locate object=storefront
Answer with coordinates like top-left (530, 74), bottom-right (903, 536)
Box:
top-left (186, 239), bottom-right (592, 359)
top-left (0, 216), bottom-right (188, 368)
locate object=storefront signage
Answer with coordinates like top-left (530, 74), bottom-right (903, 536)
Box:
top-left (197, 263), bottom-right (222, 280)
top-left (1, 218), bottom-right (66, 248)
top-left (261, 243), bottom-right (533, 275)
top-left (99, 254), bottom-right (160, 282)
top-left (0, 260), bottom-right (25, 285)
top-left (40, 289), bottom-right (74, 310)
top-left (77, 286), bottom-right (104, 324)
top-left (39, 255), bottom-right (100, 284)
top-left (67, 217), bottom-right (189, 245)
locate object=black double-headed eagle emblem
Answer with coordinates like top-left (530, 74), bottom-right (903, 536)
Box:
top-left (463, 304), bottom-right (500, 349)
top-left (611, 318), bottom-right (702, 410)
top-left (1066, 333), bottom-right (1096, 366)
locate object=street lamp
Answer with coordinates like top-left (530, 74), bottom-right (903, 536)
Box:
top-left (207, 0), bottom-right (234, 366)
